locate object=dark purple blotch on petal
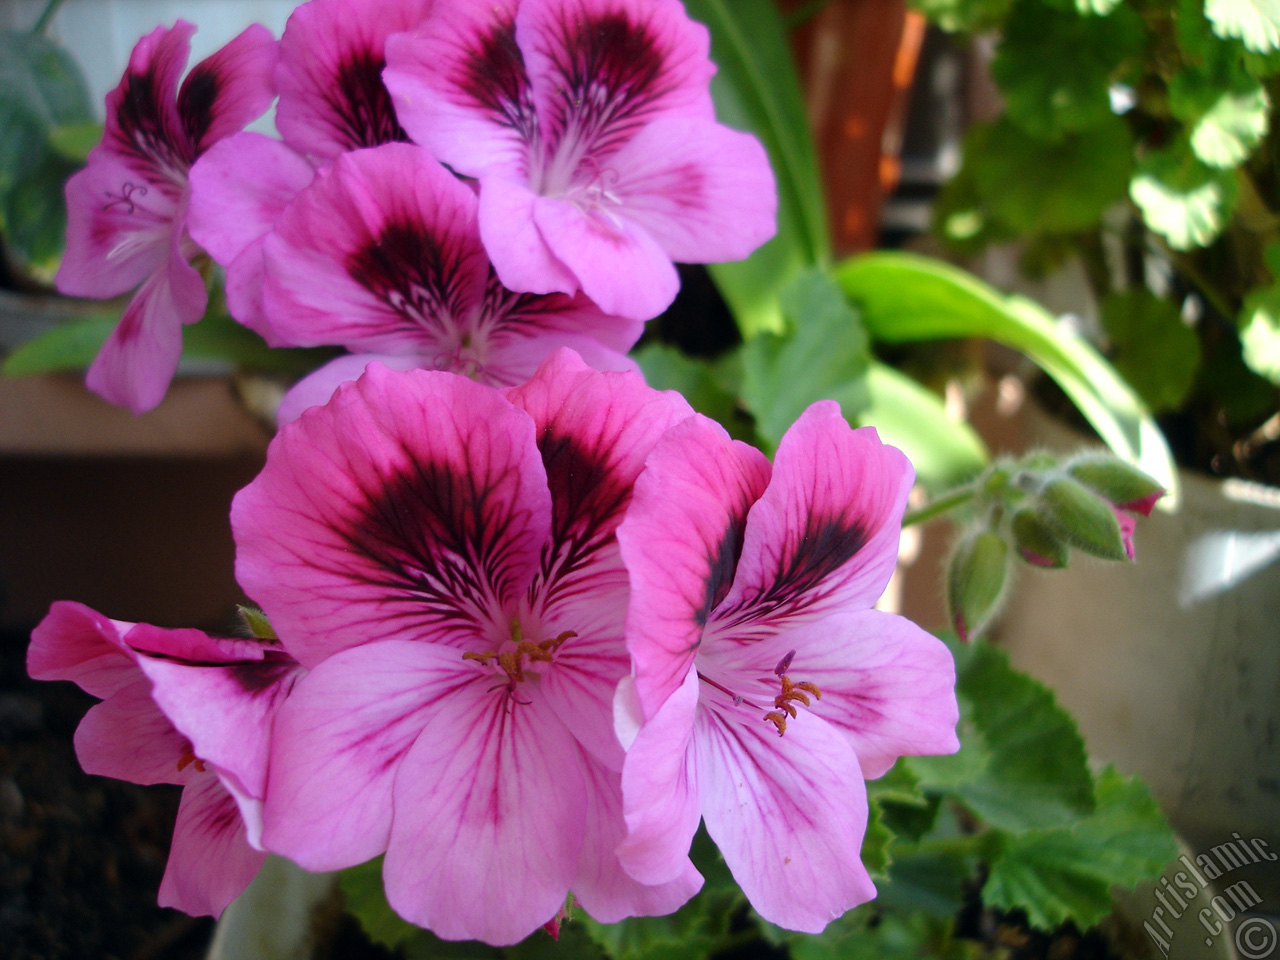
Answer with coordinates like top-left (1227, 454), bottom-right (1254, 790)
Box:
top-left (460, 17), bottom-right (536, 140)
top-left (111, 69), bottom-right (191, 187)
top-left (346, 220), bottom-right (473, 336)
top-left (697, 522), bottom-right (746, 628)
top-left (178, 63), bottom-right (220, 152)
top-left (228, 656), bottom-right (302, 697)
top-left (331, 50), bottom-right (410, 148)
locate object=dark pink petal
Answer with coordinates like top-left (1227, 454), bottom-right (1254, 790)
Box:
top-left (276, 0), bottom-right (430, 159)
top-left (262, 640), bottom-right (463, 870)
top-left (717, 404), bottom-right (914, 634)
top-left (382, 669), bottom-right (586, 945)
top-left (187, 132), bottom-right (314, 268)
top-left (137, 651), bottom-right (302, 804)
top-left (275, 352), bottom-right (424, 425)
top-left (262, 143), bottom-right (488, 356)
top-left (56, 154), bottom-right (179, 300)
top-left (74, 677), bottom-right (190, 786)
top-left (573, 747), bottom-right (702, 921)
top-left (1112, 506), bottom-right (1137, 559)
top-left (695, 708), bottom-right (875, 932)
top-left (618, 415), bottom-right (771, 716)
top-left (384, 0), bottom-right (532, 180)
top-left (159, 771), bottom-right (267, 917)
top-left (101, 21), bottom-right (195, 189)
top-left (617, 670), bottom-right (703, 886)
top-left (233, 366), bottom-right (551, 666)
top-left (28, 601), bottom-right (136, 698)
top-left (124, 622), bottom-right (266, 664)
top-left (517, 0), bottom-right (715, 165)
top-left (1120, 489), bottom-right (1164, 517)
top-left (532, 195), bottom-right (680, 320)
top-left (607, 117), bottom-right (777, 263)
top-left (178, 24), bottom-right (278, 155)
top-left (707, 609), bottom-right (960, 779)
top-left (477, 177), bottom-right (579, 295)
top-left (85, 234), bottom-right (208, 414)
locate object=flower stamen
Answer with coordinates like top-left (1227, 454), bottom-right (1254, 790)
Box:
top-left (763, 653), bottom-right (822, 737)
top-left (176, 749), bottom-right (206, 774)
top-left (463, 629), bottom-right (577, 686)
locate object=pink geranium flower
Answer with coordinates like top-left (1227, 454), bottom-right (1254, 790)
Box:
top-left (232, 352), bottom-right (700, 944)
top-left (27, 602), bottom-right (302, 916)
top-left (187, 0), bottom-right (432, 339)
top-left (383, 0), bottom-right (777, 320)
top-left (614, 403), bottom-right (961, 932)
top-left (260, 142), bottom-right (643, 422)
top-left (56, 21), bottom-right (276, 413)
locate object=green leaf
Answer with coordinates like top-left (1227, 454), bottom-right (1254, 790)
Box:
top-left (338, 858), bottom-right (426, 952)
top-left (1130, 145), bottom-right (1238, 250)
top-left (1205, 0), bottom-right (1280, 52)
top-left (738, 269), bottom-right (871, 448)
top-left (1100, 289), bottom-right (1202, 411)
top-left (910, 639), bottom-right (1095, 831)
top-left (2, 312), bottom-right (116, 374)
top-left (983, 768), bottom-right (1178, 930)
top-left (1239, 281), bottom-right (1280, 385)
top-left (0, 31), bottom-right (93, 129)
top-left (992, 0), bottom-right (1144, 141)
top-left (862, 800), bottom-right (895, 880)
top-left (2, 151), bottom-right (75, 266)
top-left (632, 342), bottom-right (750, 439)
top-left (1190, 86), bottom-right (1271, 167)
top-left (910, 0), bottom-right (1014, 31)
top-left (684, 0), bottom-right (829, 336)
top-left (961, 116), bottom-right (1133, 236)
top-left (47, 120), bottom-right (101, 161)
top-left (578, 888), bottom-right (738, 960)
top-left (834, 252), bottom-right (1179, 505)
top-left (862, 363), bottom-right (992, 492)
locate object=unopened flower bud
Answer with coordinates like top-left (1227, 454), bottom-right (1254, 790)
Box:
top-left (1037, 476), bottom-right (1129, 561)
top-left (1067, 455), bottom-right (1165, 516)
top-left (237, 604), bottom-right (277, 640)
top-left (947, 530), bottom-right (1010, 642)
top-left (1011, 509), bottom-right (1069, 568)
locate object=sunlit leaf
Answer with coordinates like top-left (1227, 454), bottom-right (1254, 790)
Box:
top-left (1205, 0), bottom-right (1280, 52)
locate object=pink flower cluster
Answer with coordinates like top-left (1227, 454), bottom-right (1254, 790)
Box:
top-left (34, 0), bottom-right (961, 947)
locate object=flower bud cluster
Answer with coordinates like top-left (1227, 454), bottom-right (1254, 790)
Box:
top-left (946, 451), bottom-right (1164, 641)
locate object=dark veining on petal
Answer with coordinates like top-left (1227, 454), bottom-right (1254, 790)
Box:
top-left (697, 522), bottom-right (745, 627)
top-left (544, 11), bottom-right (672, 158)
top-left (460, 18), bottom-right (537, 141)
top-left (177, 62), bottom-right (220, 152)
top-left (111, 68), bottom-right (192, 188)
top-left (346, 219), bottom-right (473, 339)
top-left (228, 656), bottom-right (300, 697)
top-left (326, 50), bottom-right (410, 149)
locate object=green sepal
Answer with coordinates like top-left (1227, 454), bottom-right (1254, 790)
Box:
top-left (1037, 476), bottom-right (1128, 561)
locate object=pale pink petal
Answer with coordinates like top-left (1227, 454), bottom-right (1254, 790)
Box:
top-left (696, 708), bottom-right (875, 933)
top-left (137, 652), bottom-right (303, 802)
top-left (223, 242), bottom-right (278, 342)
top-left (717, 404), bottom-right (914, 633)
top-left (85, 235), bottom-right (207, 414)
top-left (617, 668), bottom-right (703, 886)
top-left (383, 0), bottom-right (531, 179)
top-left (233, 366), bottom-right (550, 667)
top-left (533, 195), bottom-right (680, 320)
top-left (478, 177), bottom-right (579, 296)
top-left (608, 117), bottom-right (776, 263)
top-left (27, 601), bottom-right (136, 698)
top-left (159, 771), bottom-right (267, 917)
top-left (382, 675), bottom-right (586, 945)
top-left (262, 143), bottom-right (488, 355)
top-left (573, 748), bottom-right (702, 922)
top-left (708, 609), bottom-right (960, 779)
top-left (618, 415), bottom-right (771, 716)
top-left (73, 677), bottom-right (189, 786)
top-left (517, 0), bottom-right (715, 158)
top-left (261, 640), bottom-right (465, 870)
top-left (179, 24), bottom-right (278, 154)
top-left (187, 132), bottom-right (314, 267)
top-left (56, 154), bottom-right (178, 299)
top-left (275, 352), bottom-right (423, 425)
top-left (276, 0), bottom-right (431, 159)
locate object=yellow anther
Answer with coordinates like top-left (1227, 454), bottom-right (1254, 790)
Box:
top-left (779, 702), bottom-right (798, 719)
top-left (177, 751), bottom-right (206, 774)
top-left (762, 667), bottom-right (823, 737)
top-left (463, 651), bottom-right (494, 665)
top-left (764, 711), bottom-right (787, 736)
top-left (782, 689), bottom-right (811, 708)
top-left (795, 681), bottom-right (822, 700)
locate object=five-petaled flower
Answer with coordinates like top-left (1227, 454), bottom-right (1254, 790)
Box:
top-left (27, 601), bottom-right (303, 916)
top-left (383, 0), bottom-right (777, 320)
top-left (231, 351), bottom-right (702, 944)
top-left (613, 403), bottom-right (960, 932)
top-left (56, 21), bottom-right (277, 413)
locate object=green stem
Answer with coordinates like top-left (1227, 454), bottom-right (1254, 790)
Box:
top-left (902, 486), bottom-right (976, 528)
top-left (33, 0), bottom-right (66, 34)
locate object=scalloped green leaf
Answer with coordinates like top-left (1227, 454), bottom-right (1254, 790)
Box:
top-left (1206, 0), bottom-right (1280, 52)
top-left (983, 768), bottom-right (1177, 930)
top-left (1130, 146), bottom-right (1238, 250)
top-left (834, 251), bottom-right (1178, 504)
top-left (1191, 86), bottom-right (1270, 167)
top-left (1240, 281), bottom-right (1280, 385)
top-left (1100, 289), bottom-right (1202, 411)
